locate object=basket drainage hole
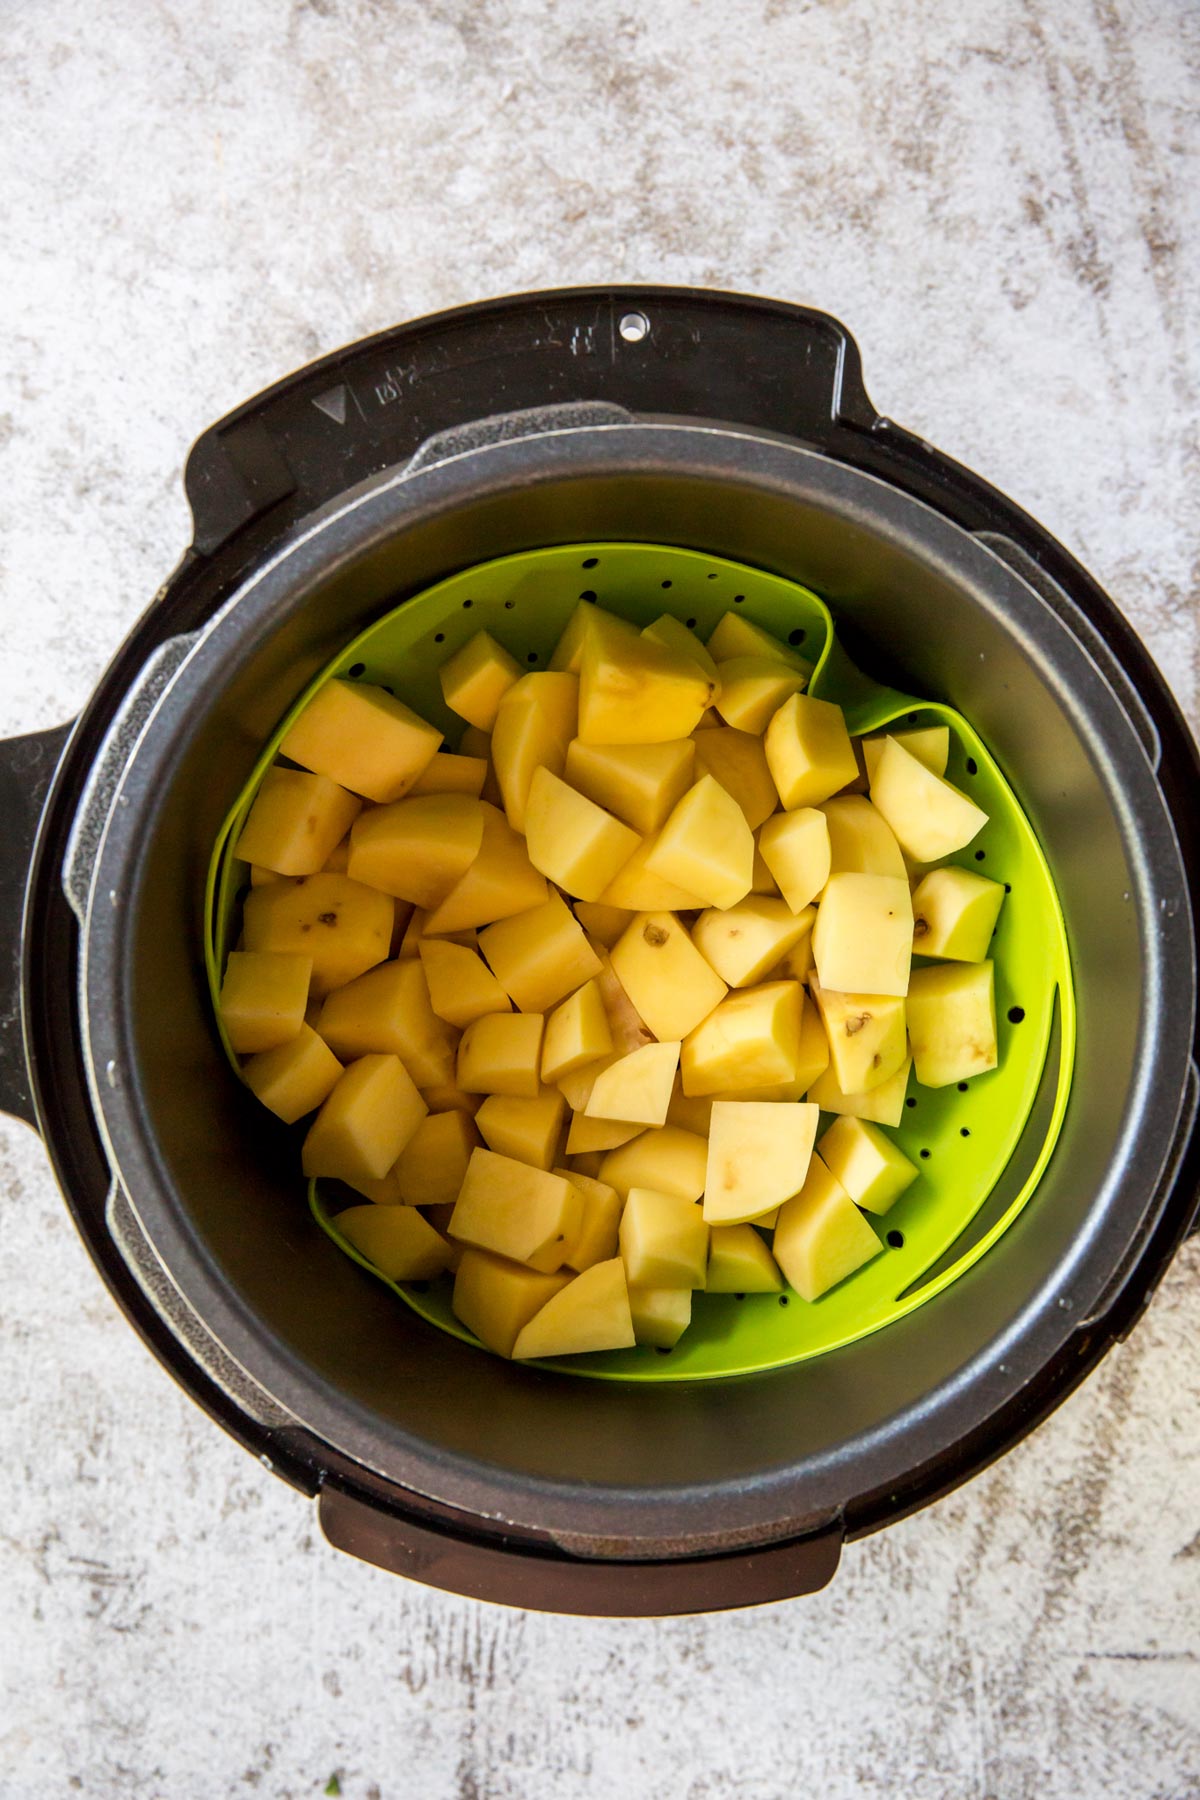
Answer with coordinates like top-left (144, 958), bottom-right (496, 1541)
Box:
top-left (965, 757), bottom-right (978, 775)
top-left (619, 310), bottom-right (650, 343)
top-left (975, 849), bottom-right (987, 861)
top-left (462, 598), bottom-right (473, 609)
top-left (581, 556), bottom-right (599, 569)
top-left (1004, 883), bottom-right (1012, 893)
top-left (905, 1096), bottom-right (917, 1109)
top-left (960, 1127), bottom-right (971, 1138)
top-left (788, 628), bottom-right (806, 645)
top-left (957, 1081), bottom-right (969, 1092)
top-left (579, 589), bottom-right (597, 602)
top-left (685, 617), bottom-right (697, 629)
top-left (1008, 1005), bottom-right (1025, 1023)
top-left (778, 1294), bottom-right (789, 1306)
top-left (661, 579), bottom-right (673, 589)
top-left (504, 599), bottom-right (515, 609)
top-left (527, 651), bottom-right (539, 663)
top-left (655, 1345), bottom-right (672, 1356)
top-left (706, 571), bottom-right (718, 580)
top-left (347, 662), bottom-right (366, 678)
top-left (919, 1148), bottom-right (931, 1160)
top-left (887, 1230), bottom-right (905, 1249)
top-left (433, 633), bottom-right (445, 644)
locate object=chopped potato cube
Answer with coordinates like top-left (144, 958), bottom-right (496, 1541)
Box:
top-left (764, 693), bottom-right (858, 809)
top-left (750, 844), bottom-right (781, 896)
top-left (861, 726), bottom-right (949, 786)
top-left (869, 737), bottom-right (988, 862)
top-left (691, 726), bottom-right (779, 830)
top-left (809, 978), bottom-right (908, 1095)
top-left (316, 958), bottom-right (457, 1086)
top-left (595, 832), bottom-right (707, 911)
top-left (572, 901), bottom-right (633, 949)
top-left (302, 1053), bottom-right (428, 1186)
top-left (424, 802), bottom-right (548, 934)
top-left (524, 767), bottom-right (640, 901)
top-left (818, 796), bottom-right (906, 884)
top-left (692, 898), bottom-right (814, 989)
top-left (818, 1116), bottom-right (918, 1216)
top-left (906, 961), bottom-right (998, 1087)
top-left (392, 1109), bottom-right (480, 1206)
top-left (235, 767), bottom-right (362, 877)
top-left (419, 1081), bottom-right (482, 1119)
top-left (452, 1248), bottom-right (572, 1357)
top-left (219, 950), bottom-right (310, 1054)
top-left (475, 1089), bottom-right (567, 1170)
top-left (419, 938), bottom-right (513, 1029)
top-left (334, 1203), bottom-right (453, 1282)
top-left (600, 1127), bottom-right (708, 1202)
top-left (773, 1155), bottom-right (883, 1300)
top-left (644, 775), bottom-right (754, 909)
top-left (478, 892), bottom-right (603, 1014)
top-left (554, 1169), bottom-right (622, 1271)
top-left (512, 1258), bottom-right (636, 1358)
top-left (681, 980), bottom-right (804, 1097)
top-left (811, 873), bottom-right (913, 998)
top-left (280, 678), bottom-right (442, 803)
top-left (715, 657), bottom-right (807, 733)
top-left (665, 1076), bottom-right (715, 1138)
top-left (642, 613), bottom-right (720, 682)
top-left (610, 912), bottom-right (728, 1042)
top-left (243, 873), bottom-right (393, 996)
top-left (542, 978), bottom-right (613, 1083)
top-left (706, 1223), bottom-right (783, 1292)
top-left (457, 1012), bottom-right (545, 1097)
top-left (348, 795), bottom-right (484, 908)
top-left (438, 630), bottom-right (523, 730)
top-left (591, 945), bottom-right (656, 1054)
top-left (564, 736), bottom-right (696, 837)
top-left (757, 808), bottom-right (831, 914)
top-left (242, 1023), bottom-right (342, 1123)
top-left (628, 1285), bottom-right (692, 1348)
top-left (449, 1149), bottom-right (582, 1271)
top-left (911, 867), bottom-right (1005, 961)
top-left (409, 752), bottom-right (488, 798)
top-left (550, 600), bottom-right (639, 674)
top-left (703, 1100), bottom-right (819, 1224)
top-left (619, 1187), bottom-right (709, 1289)
top-left (807, 1056), bottom-right (912, 1127)
top-left (707, 611), bottom-right (812, 674)
top-left (578, 630), bottom-right (715, 745)
top-left (490, 671), bottom-right (578, 832)
top-left (585, 1040), bottom-right (680, 1126)
top-left (565, 1111), bottom-right (644, 1154)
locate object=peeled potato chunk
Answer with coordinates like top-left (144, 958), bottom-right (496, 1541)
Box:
top-left (243, 873), bottom-right (393, 997)
top-left (585, 1040), bottom-right (680, 1127)
top-left (302, 1053), bottom-right (428, 1186)
top-left (643, 775), bottom-right (754, 910)
top-left (280, 678), bottom-right (442, 803)
top-left (438, 629), bottom-right (523, 730)
top-left (596, 833), bottom-right (707, 911)
top-left (808, 1056), bottom-right (912, 1127)
top-left (409, 752), bottom-right (488, 797)
top-left (564, 735), bottom-right (696, 837)
top-left (861, 725), bottom-right (949, 786)
top-left (424, 802), bottom-right (548, 935)
top-left (554, 1169), bottom-right (623, 1271)
top-left (691, 726), bottom-right (779, 830)
top-left (391, 1108), bottom-right (480, 1206)
top-left (449, 1148), bottom-right (582, 1271)
top-left (219, 949), bottom-right (310, 1053)
top-left (681, 980), bottom-right (805, 1098)
top-left (869, 736), bottom-right (988, 862)
top-left (906, 961), bottom-right (998, 1087)
top-left (542, 978), bottom-right (613, 1084)
top-left (565, 1110), bottom-right (643, 1154)
top-left (691, 897), bottom-right (814, 989)
top-left (911, 866), bottom-right (1005, 961)
top-left (578, 632), bottom-right (715, 745)
top-left (619, 1187), bottom-right (709, 1289)
top-left (764, 693), bottom-right (858, 809)
top-left (348, 794), bottom-right (484, 908)
top-left (478, 892), bottom-right (602, 1014)
top-left (512, 1258), bottom-right (636, 1358)
top-left (818, 1115), bottom-right (918, 1217)
top-left (818, 796), bottom-right (906, 884)
top-left (609, 912), bottom-right (728, 1042)
top-left (707, 611), bottom-right (812, 675)
top-left (316, 957), bottom-right (456, 1086)
top-left (808, 977), bottom-right (907, 1095)
top-left (703, 1099), bottom-right (819, 1224)
top-left (419, 938), bottom-right (513, 1029)
top-left (706, 1223), bottom-right (783, 1293)
top-left (335, 1203), bottom-right (454, 1282)
top-left (572, 901), bottom-right (633, 950)
top-left (475, 1089), bottom-right (566, 1171)
top-left (242, 1023), bottom-right (342, 1123)
top-left (773, 1155), bottom-right (883, 1301)
top-left (628, 1285), bottom-right (692, 1348)
top-left (811, 873), bottom-right (913, 998)
top-left (550, 599), bottom-right (639, 674)
top-left (757, 808), bottom-right (831, 914)
top-left (490, 671), bottom-right (578, 833)
top-left (524, 767), bottom-right (640, 902)
top-left (452, 1248), bottom-right (572, 1357)
top-left (642, 613), bottom-right (721, 682)
top-left (714, 657), bottom-right (807, 734)
top-left (457, 1012), bottom-right (545, 1098)
top-left (235, 767), bottom-right (362, 877)
top-left (600, 1127), bottom-right (708, 1202)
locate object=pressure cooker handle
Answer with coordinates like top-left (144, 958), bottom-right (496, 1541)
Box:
top-left (0, 720), bottom-right (74, 1128)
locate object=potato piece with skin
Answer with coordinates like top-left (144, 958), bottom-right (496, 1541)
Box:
top-left (808, 1056), bottom-right (912, 1127)
top-left (578, 631), bottom-right (716, 745)
top-left (861, 726), bottom-right (949, 786)
top-left (906, 961), bottom-right (998, 1087)
top-left (449, 1149), bottom-right (582, 1271)
top-left (512, 1258), bottom-right (636, 1358)
top-left (572, 901), bottom-right (632, 949)
top-left (243, 874), bottom-right (394, 997)
top-left (691, 899), bottom-right (815, 989)
top-left (457, 1012), bottom-right (544, 1098)
top-left (475, 1089), bottom-right (566, 1171)
top-left (409, 752), bottom-right (488, 798)
top-left (335, 1203), bottom-right (453, 1282)
top-left (280, 679), bottom-right (442, 803)
top-left (596, 832), bottom-right (707, 911)
top-left (347, 795), bottom-right (484, 907)
top-left (619, 1187), bottom-right (709, 1289)
top-left (550, 600), bottom-right (639, 674)
top-left (419, 938), bottom-right (513, 1029)
top-left (642, 612), bottom-right (721, 681)
top-left (818, 1115), bottom-right (918, 1216)
top-left (423, 802), bottom-right (548, 935)
top-left (811, 873), bottom-right (913, 999)
top-left (809, 977), bottom-right (907, 1095)
top-left (219, 950), bottom-right (311, 1054)
top-left (585, 1040), bottom-right (680, 1127)
top-left (554, 1170), bottom-right (623, 1272)
top-left (703, 1100), bottom-right (819, 1224)
top-left (758, 808), bottom-right (831, 914)
top-left (565, 1111), bottom-right (644, 1154)
top-left (542, 978), bottom-right (612, 1084)
top-left (600, 1127), bottom-right (708, 1202)
top-left (764, 693), bottom-right (859, 809)
top-left (524, 767), bottom-right (641, 902)
top-left (316, 958), bottom-right (456, 1085)
top-left (681, 980), bottom-right (805, 1098)
top-left (644, 775), bottom-right (754, 910)
top-left (628, 1285), bottom-right (692, 1348)
top-left (242, 1023), bottom-right (342, 1123)
top-left (590, 945), bottom-right (655, 1055)
top-left (490, 672), bottom-right (578, 833)
top-left (818, 796), bottom-right (906, 884)
top-left (610, 912), bottom-right (728, 1043)
top-left (479, 892), bottom-right (603, 1014)
top-left (706, 1223), bottom-right (784, 1292)
top-left (452, 1248), bottom-right (572, 1357)
top-left (564, 736), bottom-right (696, 837)
top-left (438, 630), bottom-right (523, 730)
top-left (302, 1054), bottom-right (428, 1185)
top-left (870, 737), bottom-right (988, 862)
top-left (235, 767), bottom-right (363, 877)
top-left (691, 726), bottom-right (779, 831)
top-left (773, 1155), bottom-right (883, 1300)
top-left (911, 867), bottom-right (1005, 961)
top-left (707, 611), bottom-right (813, 675)
top-left (715, 658), bottom-right (807, 733)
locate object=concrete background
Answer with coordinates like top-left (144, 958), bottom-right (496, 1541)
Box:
top-left (1, 2), bottom-right (1197, 1795)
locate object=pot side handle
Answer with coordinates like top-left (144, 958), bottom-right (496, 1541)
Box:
top-left (0, 720), bottom-right (74, 1128)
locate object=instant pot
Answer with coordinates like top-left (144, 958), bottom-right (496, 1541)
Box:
top-left (3, 287), bottom-right (1197, 1614)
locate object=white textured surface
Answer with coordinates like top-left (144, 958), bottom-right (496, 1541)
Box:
top-left (2, 2), bottom-right (1198, 1796)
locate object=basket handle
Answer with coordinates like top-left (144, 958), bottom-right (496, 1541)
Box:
top-left (0, 720), bottom-right (73, 1127)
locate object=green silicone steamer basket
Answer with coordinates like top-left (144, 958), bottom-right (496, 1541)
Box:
top-left (206, 541), bottom-right (1076, 1383)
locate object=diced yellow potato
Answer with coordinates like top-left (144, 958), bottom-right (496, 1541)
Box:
top-left (235, 767), bottom-right (362, 877)
top-left (424, 802), bottom-right (548, 934)
top-left (809, 978), bottom-right (907, 1095)
top-left (524, 767), bottom-right (640, 901)
top-left (619, 1187), bottom-right (709, 1288)
top-left (478, 892), bottom-right (602, 1014)
top-left (387, 1108), bottom-right (480, 1206)
top-left (419, 1081), bottom-right (483, 1118)
top-left (703, 1099), bottom-right (819, 1223)
top-left (774, 928), bottom-right (817, 986)
top-left (628, 1285), bottom-right (692, 1348)
top-left (409, 752), bottom-right (489, 798)
top-left (323, 836), bottom-right (352, 875)
top-left (457, 1012), bottom-right (544, 1097)
top-left (348, 794), bottom-right (484, 908)
top-left (564, 736), bottom-right (696, 838)
top-left (418, 939), bottom-right (513, 1030)
top-left (600, 1127), bottom-right (708, 1202)
top-left (595, 832), bottom-right (707, 911)
top-left (681, 980), bottom-right (804, 1098)
top-left (512, 1258), bottom-right (636, 1358)
top-left (764, 693), bottom-right (858, 809)
top-left (642, 613), bottom-right (720, 681)
top-left (578, 632), bottom-right (715, 745)
top-left (906, 961), bottom-right (997, 1087)
top-left (458, 724), bottom-right (490, 758)
top-left (695, 707), bottom-right (722, 729)
top-left (557, 1050), bottom-right (618, 1114)
top-left (585, 1040), bottom-right (680, 1126)
top-left (869, 737), bottom-right (988, 862)
top-left (438, 629), bottom-right (523, 730)
top-left (706, 1223), bottom-right (784, 1292)
top-left (565, 1111), bottom-right (644, 1154)
top-left (715, 657), bottom-right (807, 733)
top-left (811, 873), bottom-right (913, 998)
top-left (475, 1089), bottom-right (566, 1170)
top-left (549, 600), bottom-right (639, 674)
top-left (665, 1075), bottom-right (714, 1137)
top-left (861, 726), bottom-right (949, 786)
top-left (280, 678), bottom-right (442, 803)
top-left (242, 1023), bottom-right (342, 1123)
top-left (644, 775), bottom-right (754, 909)
top-left (750, 844), bottom-right (781, 896)
top-left (911, 867), bottom-right (1005, 961)
top-left (818, 795), bottom-right (906, 885)
top-left (542, 978), bottom-right (612, 1083)
top-left (449, 1149), bottom-right (582, 1271)
top-left (315, 958), bottom-right (456, 1085)
top-left (757, 808), bottom-right (831, 913)
top-left (554, 1169), bottom-right (622, 1271)
top-left (219, 950), bottom-right (310, 1054)
top-left (490, 671), bottom-right (578, 832)
top-left (397, 906), bottom-right (426, 960)
top-left (302, 1053), bottom-right (428, 1185)
top-left (248, 863), bottom-right (281, 888)
top-left (568, 1150), bottom-right (607, 1179)
top-left (818, 1115), bottom-right (917, 1216)
top-left (808, 1056), bottom-right (912, 1127)
top-left (773, 1155), bottom-right (882, 1300)
top-left (334, 1203), bottom-right (453, 1281)
top-left (610, 912), bottom-right (728, 1042)
top-left (572, 901), bottom-right (633, 949)
top-left (243, 874), bottom-right (393, 997)
top-left (691, 726), bottom-right (779, 831)
top-left (707, 611), bottom-right (812, 675)
top-left (691, 898), bottom-right (814, 989)
top-left (452, 1248), bottom-right (572, 1357)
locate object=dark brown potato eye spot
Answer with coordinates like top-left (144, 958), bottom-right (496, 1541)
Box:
top-left (913, 918), bottom-right (929, 937)
top-left (300, 923), bottom-right (312, 933)
top-left (844, 1013), bottom-right (870, 1035)
top-left (317, 911), bottom-right (338, 925)
top-left (643, 924), bottom-right (669, 947)
top-left (872, 1053), bottom-right (881, 1067)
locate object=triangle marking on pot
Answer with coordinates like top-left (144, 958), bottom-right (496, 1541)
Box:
top-left (312, 384), bottom-right (349, 426)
